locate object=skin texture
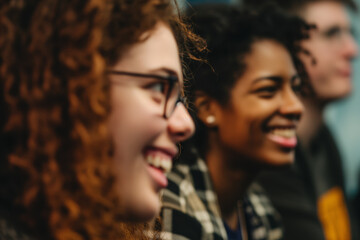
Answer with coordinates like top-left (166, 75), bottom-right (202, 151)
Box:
top-left (204, 40), bottom-right (303, 169)
top-left (201, 40), bottom-right (304, 229)
top-left (299, 1), bottom-right (358, 103)
top-left (108, 22), bottom-right (195, 221)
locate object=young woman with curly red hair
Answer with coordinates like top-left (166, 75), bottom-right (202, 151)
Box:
top-left (0, 0), bottom-right (203, 239)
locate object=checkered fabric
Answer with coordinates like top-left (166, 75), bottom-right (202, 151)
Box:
top-left (0, 218), bottom-right (33, 240)
top-left (159, 152), bottom-right (283, 240)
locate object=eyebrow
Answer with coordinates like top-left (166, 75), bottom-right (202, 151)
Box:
top-left (323, 25), bottom-right (354, 35)
top-left (148, 67), bottom-right (183, 87)
top-left (252, 76), bottom-right (282, 84)
top-left (149, 67), bottom-right (179, 78)
top-left (252, 74), bottom-right (300, 84)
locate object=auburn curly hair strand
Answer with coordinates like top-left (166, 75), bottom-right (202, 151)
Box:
top-left (0, 0), bottom-right (204, 239)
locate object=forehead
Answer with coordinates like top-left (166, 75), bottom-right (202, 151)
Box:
top-left (301, 1), bottom-right (350, 29)
top-left (244, 40), bottom-right (295, 74)
top-left (112, 22), bottom-right (182, 80)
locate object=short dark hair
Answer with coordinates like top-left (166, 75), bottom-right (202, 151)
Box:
top-left (241, 0), bottom-right (357, 14)
top-left (183, 4), bottom-right (312, 158)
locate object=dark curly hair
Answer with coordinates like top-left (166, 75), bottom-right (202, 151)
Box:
top-left (182, 4), bottom-right (313, 159)
top-left (0, 0), bottom-right (204, 239)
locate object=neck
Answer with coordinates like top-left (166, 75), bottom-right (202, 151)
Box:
top-left (205, 132), bottom-right (256, 230)
top-left (297, 96), bottom-right (325, 148)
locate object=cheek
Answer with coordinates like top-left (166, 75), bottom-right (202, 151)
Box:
top-left (110, 106), bottom-right (164, 164)
top-left (239, 101), bottom-right (278, 146)
top-left (109, 92), bottom-right (165, 192)
top-left (110, 89), bottom-right (165, 151)
top-left (302, 41), bottom-right (336, 79)
top-left (110, 103), bottom-right (162, 220)
top-left (220, 108), bottom-right (264, 149)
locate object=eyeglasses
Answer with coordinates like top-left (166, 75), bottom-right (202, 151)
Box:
top-left (107, 70), bottom-right (183, 119)
top-left (318, 26), bottom-right (356, 46)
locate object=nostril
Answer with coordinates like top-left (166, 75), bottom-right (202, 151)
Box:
top-left (283, 113), bottom-right (301, 121)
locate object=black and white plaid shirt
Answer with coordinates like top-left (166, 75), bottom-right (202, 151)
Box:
top-left (160, 152), bottom-right (283, 240)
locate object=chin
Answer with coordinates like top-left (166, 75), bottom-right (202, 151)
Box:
top-left (321, 81), bottom-right (352, 102)
top-left (262, 151), bottom-right (295, 168)
top-left (321, 91), bottom-right (352, 103)
top-left (124, 191), bottom-right (161, 222)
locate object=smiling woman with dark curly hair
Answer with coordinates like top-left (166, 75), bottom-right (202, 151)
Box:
top-left (160, 4), bottom-right (313, 240)
top-left (0, 0), bottom-right (204, 239)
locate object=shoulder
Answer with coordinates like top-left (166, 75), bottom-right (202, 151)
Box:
top-left (161, 157), bottom-right (213, 212)
top-left (245, 183), bottom-right (283, 240)
top-left (160, 207), bottom-right (204, 240)
top-left (161, 162), bottom-right (192, 212)
top-left (160, 157), bottom-right (227, 240)
top-left (247, 183), bottom-right (281, 219)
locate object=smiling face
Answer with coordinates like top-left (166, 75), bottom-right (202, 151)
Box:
top-left (108, 22), bottom-right (195, 221)
top-left (299, 1), bottom-right (358, 102)
top-left (210, 40), bottom-right (303, 168)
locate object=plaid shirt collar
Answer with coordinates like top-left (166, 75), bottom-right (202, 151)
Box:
top-left (160, 150), bottom-right (283, 240)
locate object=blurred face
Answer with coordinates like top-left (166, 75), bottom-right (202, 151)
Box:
top-left (299, 1), bottom-right (358, 102)
top-left (108, 23), bottom-right (195, 221)
top-left (213, 40), bottom-right (303, 168)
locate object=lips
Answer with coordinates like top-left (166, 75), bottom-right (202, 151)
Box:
top-left (146, 154), bottom-right (172, 173)
top-left (267, 127), bottom-right (297, 148)
top-left (338, 69), bottom-right (352, 78)
top-left (143, 147), bottom-right (176, 189)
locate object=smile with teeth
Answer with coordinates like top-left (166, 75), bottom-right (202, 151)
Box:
top-left (267, 127), bottom-right (297, 148)
top-left (146, 154), bottom-right (172, 173)
top-left (270, 128), bottom-right (296, 138)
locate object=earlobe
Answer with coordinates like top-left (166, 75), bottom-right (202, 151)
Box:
top-left (194, 91), bottom-right (218, 127)
top-left (206, 115), bottom-right (216, 124)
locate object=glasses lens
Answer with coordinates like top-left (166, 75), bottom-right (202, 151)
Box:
top-left (164, 81), bottom-right (181, 118)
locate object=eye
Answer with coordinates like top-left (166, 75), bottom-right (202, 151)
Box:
top-left (255, 85), bottom-right (279, 98)
top-left (144, 79), bottom-right (170, 94)
top-left (324, 27), bottom-right (342, 38)
top-left (147, 81), bottom-right (166, 94)
top-left (143, 79), bottom-right (170, 104)
top-left (291, 76), bottom-right (302, 94)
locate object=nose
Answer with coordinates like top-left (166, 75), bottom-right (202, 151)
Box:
top-left (342, 33), bottom-right (358, 60)
top-left (167, 103), bottom-right (195, 142)
top-left (279, 87), bottom-right (304, 119)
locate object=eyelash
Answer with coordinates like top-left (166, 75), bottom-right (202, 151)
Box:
top-left (144, 81), bottom-right (167, 94)
top-left (256, 86), bottom-right (278, 98)
top-left (325, 28), bottom-right (341, 38)
top-left (324, 27), bottom-right (355, 39)
top-left (291, 77), bottom-right (302, 93)
top-left (292, 84), bottom-right (302, 93)
top-left (256, 83), bottom-right (302, 97)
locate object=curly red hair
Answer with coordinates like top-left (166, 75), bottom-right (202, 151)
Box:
top-left (0, 0), bottom-right (204, 239)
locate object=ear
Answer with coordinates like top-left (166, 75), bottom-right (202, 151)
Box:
top-left (194, 91), bottom-right (218, 128)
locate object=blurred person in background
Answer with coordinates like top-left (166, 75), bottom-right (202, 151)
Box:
top-left (242, 0), bottom-right (359, 239)
top-left (0, 0), bottom-right (202, 239)
top-left (159, 4), bottom-right (311, 240)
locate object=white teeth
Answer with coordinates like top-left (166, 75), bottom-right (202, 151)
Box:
top-left (154, 156), bottom-right (161, 167)
top-left (162, 160), bottom-right (172, 173)
top-left (146, 155), bottom-right (173, 173)
top-left (270, 128), bottom-right (296, 138)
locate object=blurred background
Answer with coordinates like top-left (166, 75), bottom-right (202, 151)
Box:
top-left (177, 0), bottom-right (360, 199)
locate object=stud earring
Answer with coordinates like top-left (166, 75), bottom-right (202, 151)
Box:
top-left (206, 115), bottom-right (216, 124)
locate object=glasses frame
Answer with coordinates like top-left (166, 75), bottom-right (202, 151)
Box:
top-left (107, 70), bottom-right (181, 119)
